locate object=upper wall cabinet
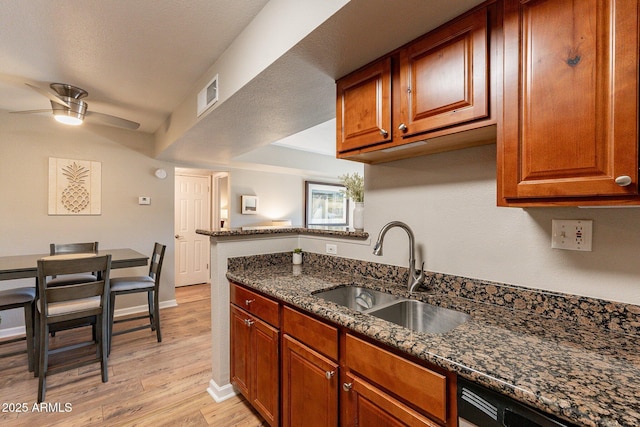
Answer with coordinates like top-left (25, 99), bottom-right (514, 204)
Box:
top-left (498, 0), bottom-right (639, 206)
top-left (336, 3), bottom-right (500, 164)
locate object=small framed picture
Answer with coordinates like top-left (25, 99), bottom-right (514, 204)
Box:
top-left (241, 195), bottom-right (258, 214)
top-left (305, 181), bottom-right (349, 227)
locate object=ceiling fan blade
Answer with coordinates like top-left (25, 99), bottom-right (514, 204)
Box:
top-left (85, 111), bottom-right (140, 130)
top-left (9, 109), bottom-right (52, 114)
top-left (25, 83), bottom-right (72, 109)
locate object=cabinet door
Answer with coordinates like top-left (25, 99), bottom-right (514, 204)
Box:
top-left (252, 317), bottom-right (279, 426)
top-left (336, 57), bottom-right (392, 153)
top-left (282, 335), bottom-right (338, 427)
top-left (230, 305), bottom-right (251, 398)
top-left (342, 372), bottom-right (441, 427)
top-left (399, 7), bottom-right (488, 137)
top-left (500, 0), bottom-right (639, 203)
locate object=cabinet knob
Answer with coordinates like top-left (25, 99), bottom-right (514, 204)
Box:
top-left (398, 123), bottom-right (407, 132)
top-left (325, 371), bottom-right (335, 380)
top-left (244, 319), bottom-right (254, 327)
top-left (342, 382), bottom-right (353, 392)
top-left (379, 129), bottom-right (388, 138)
top-left (615, 175), bottom-right (632, 187)
top-left (245, 299), bottom-right (255, 306)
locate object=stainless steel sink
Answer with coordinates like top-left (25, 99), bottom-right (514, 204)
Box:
top-left (368, 300), bottom-right (470, 334)
top-left (313, 286), bottom-right (402, 312)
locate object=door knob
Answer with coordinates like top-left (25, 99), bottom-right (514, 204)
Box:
top-left (615, 175), bottom-right (632, 187)
top-left (175, 234), bottom-right (181, 239)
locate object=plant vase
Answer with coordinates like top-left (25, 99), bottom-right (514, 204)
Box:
top-left (292, 252), bottom-right (303, 265)
top-left (353, 202), bottom-right (365, 231)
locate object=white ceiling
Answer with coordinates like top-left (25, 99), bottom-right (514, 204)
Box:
top-left (1, 0), bottom-right (485, 166)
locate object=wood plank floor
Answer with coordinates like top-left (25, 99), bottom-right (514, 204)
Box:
top-left (0, 283), bottom-right (265, 426)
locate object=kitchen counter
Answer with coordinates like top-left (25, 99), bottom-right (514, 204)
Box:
top-left (226, 253), bottom-right (640, 427)
top-left (196, 226), bottom-right (369, 239)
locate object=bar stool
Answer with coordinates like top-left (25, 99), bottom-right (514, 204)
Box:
top-left (0, 287), bottom-right (36, 372)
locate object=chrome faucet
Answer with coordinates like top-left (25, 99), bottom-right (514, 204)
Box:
top-left (373, 221), bottom-right (426, 293)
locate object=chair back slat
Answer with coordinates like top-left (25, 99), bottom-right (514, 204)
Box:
top-left (37, 255), bottom-right (111, 317)
top-left (148, 243), bottom-right (166, 284)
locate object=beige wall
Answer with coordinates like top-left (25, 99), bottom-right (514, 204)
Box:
top-left (0, 112), bottom-right (176, 330)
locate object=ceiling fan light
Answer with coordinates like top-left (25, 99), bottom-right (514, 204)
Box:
top-left (51, 97), bottom-right (87, 126)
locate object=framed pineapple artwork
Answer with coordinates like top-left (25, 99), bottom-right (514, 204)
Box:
top-left (48, 157), bottom-right (101, 215)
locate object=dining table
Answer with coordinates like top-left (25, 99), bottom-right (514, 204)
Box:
top-left (0, 248), bottom-right (149, 281)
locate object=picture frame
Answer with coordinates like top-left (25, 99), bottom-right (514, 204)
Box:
top-left (305, 181), bottom-right (349, 227)
top-left (241, 195), bottom-right (258, 214)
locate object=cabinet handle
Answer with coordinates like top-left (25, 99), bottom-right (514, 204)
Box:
top-left (379, 129), bottom-right (388, 138)
top-left (398, 123), bottom-right (407, 132)
top-left (342, 382), bottom-right (353, 392)
top-left (615, 175), bottom-right (632, 187)
top-left (325, 371), bottom-right (335, 380)
top-left (245, 299), bottom-right (255, 306)
top-left (244, 319), bottom-right (254, 327)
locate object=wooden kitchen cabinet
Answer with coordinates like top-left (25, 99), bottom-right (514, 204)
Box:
top-left (343, 334), bottom-right (456, 426)
top-left (398, 7), bottom-right (489, 138)
top-left (281, 306), bottom-right (339, 427)
top-left (337, 2), bottom-right (498, 164)
top-left (229, 284), bottom-right (280, 426)
top-left (498, 0), bottom-right (640, 206)
top-left (342, 371), bottom-right (440, 427)
top-left (336, 57), bottom-right (392, 153)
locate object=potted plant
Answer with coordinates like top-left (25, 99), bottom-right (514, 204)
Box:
top-left (339, 172), bottom-right (365, 231)
top-left (293, 248), bottom-right (303, 265)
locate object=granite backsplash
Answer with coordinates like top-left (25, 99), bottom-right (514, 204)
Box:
top-left (227, 251), bottom-right (640, 338)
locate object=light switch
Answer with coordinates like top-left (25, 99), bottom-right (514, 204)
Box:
top-left (138, 196), bottom-right (151, 205)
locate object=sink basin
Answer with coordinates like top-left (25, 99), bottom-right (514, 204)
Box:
top-left (313, 286), bottom-right (402, 312)
top-left (368, 300), bottom-right (470, 334)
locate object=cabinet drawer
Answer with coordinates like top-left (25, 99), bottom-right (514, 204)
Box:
top-left (230, 282), bottom-right (279, 327)
top-left (345, 334), bottom-right (447, 423)
top-left (283, 306), bottom-right (338, 361)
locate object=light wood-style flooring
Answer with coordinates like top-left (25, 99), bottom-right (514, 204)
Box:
top-left (0, 283), bottom-right (265, 426)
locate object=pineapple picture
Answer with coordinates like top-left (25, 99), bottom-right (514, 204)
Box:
top-left (61, 162), bottom-right (90, 213)
top-left (48, 157), bottom-right (101, 215)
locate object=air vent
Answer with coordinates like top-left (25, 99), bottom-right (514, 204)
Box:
top-left (197, 74), bottom-right (218, 117)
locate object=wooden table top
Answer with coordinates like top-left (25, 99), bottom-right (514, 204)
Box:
top-left (0, 248), bottom-right (149, 281)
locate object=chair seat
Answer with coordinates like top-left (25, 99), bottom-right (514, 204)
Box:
top-left (110, 276), bottom-right (154, 292)
top-left (0, 287), bottom-right (36, 308)
top-left (47, 274), bottom-right (98, 287)
top-left (37, 296), bottom-right (101, 316)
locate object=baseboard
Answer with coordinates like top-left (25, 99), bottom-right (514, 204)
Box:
top-left (0, 301), bottom-right (178, 339)
top-left (207, 379), bottom-right (237, 403)
top-left (113, 299), bottom-right (177, 318)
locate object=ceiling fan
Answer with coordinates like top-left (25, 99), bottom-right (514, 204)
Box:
top-left (11, 83), bottom-right (140, 130)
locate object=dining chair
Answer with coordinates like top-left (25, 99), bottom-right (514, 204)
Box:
top-left (35, 254), bottom-right (111, 403)
top-left (0, 287), bottom-right (36, 372)
top-left (109, 243), bottom-right (166, 354)
top-left (48, 242), bottom-right (99, 286)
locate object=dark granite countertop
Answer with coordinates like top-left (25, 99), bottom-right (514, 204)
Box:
top-left (196, 227), bottom-right (369, 239)
top-left (227, 259), bottom-right (640, 427)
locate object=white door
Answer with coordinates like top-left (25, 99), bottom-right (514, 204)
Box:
top-left (175, 174), bottom-right (211, 287)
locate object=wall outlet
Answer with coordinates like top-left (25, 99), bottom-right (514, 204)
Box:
top-left (326, 244), bottom-right (337, 255)
top-left (551, 219), bottom-right (593, 251)
top-left (138, 196), bottom-right (151, 205)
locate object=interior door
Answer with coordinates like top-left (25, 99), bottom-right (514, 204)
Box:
top-left (175, 174), bottom-right (210, 287)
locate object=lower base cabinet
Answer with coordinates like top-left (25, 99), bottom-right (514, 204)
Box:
top-left (342, 372), bottom-right (441, 427)
top-left (282, 335), bottom-right (339, 427)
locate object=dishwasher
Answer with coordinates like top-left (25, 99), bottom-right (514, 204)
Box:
top-left (457, 378), bottom-right (578, 427)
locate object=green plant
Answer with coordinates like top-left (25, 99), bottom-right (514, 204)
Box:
top-left (293, 248), bottom-right (303, 253)
top-left (339, 172), bottom-right (364, 203)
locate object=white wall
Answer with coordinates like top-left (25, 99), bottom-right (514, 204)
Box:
top-left (0, 112), bottom-right (176, 331)
top-left (307, 144), bottom-right (640, 305)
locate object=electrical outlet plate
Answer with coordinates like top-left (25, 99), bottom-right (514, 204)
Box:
top-left (138, 196), bottom-right (151, 205)
top-left (551, 219), bottom-right (593, 251)
top-left (326, 244), bottom-right (337, 255)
